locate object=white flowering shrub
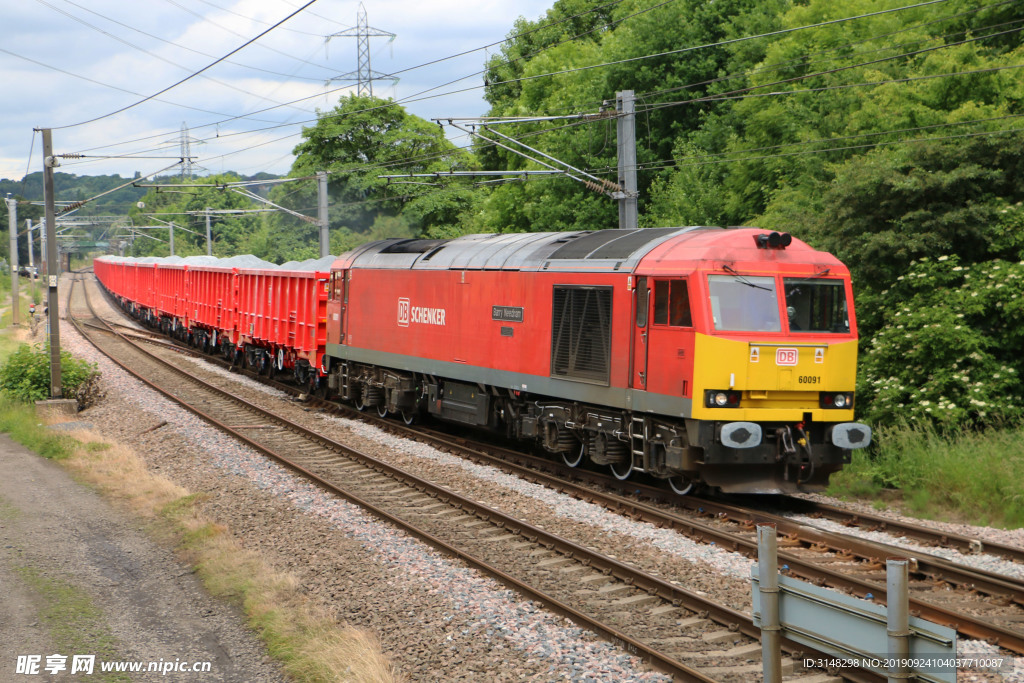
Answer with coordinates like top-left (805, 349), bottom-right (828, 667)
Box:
top-left (857, 255), bottom-right (1024, 428)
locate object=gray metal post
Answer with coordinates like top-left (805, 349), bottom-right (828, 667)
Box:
top-left (205, 208), bottom-right (212, 256)
top-left (616, 90), bottom-right (638, 231)
top-left (40, 219), bottom-right (47, 275)
top-left (40, 129), bottom-right (62, 398)
top-left (169, 221), bottom-right (175, 256)
top-left (887, 558), bottom-right (910, 683)
top-left (26, 218), bottom-right (34, 272)
top-left (317, 171), bottom-right (329, 258)
top-left (758, 524), bottom-right (783, 683)
top-left (6, 196), bottom-right (20, 325)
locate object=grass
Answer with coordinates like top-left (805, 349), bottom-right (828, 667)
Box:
top-left (827, 421), bottom-right (1024, 528)
top-left (0, 395), bottom-right (77, 460)
top-left (13, 565), bottom-right (129, 683)
top-left (66, 427), bottom-right (402, 682)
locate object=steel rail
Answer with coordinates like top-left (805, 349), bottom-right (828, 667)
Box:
top-left (778, 497), bottom-right (1024, 565)
top-left (296, 414), bottom-right (1024, 653)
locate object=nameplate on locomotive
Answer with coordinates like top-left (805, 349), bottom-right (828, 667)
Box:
top-left (492, 305), bottom-right (524, 323)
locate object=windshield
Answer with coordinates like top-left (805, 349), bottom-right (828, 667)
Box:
top-left (708, 274), bottom-right (781, 332)
top-left (784, 278), bottom-right (849, 333)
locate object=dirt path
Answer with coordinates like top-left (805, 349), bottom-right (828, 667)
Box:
top-left (0, 433), bottom-right (285, 682)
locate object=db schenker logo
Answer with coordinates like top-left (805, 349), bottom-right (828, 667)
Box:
top-left (397, 298), bottom-right (410, 327)
top-left (776, 347), bottom-right (799, 366)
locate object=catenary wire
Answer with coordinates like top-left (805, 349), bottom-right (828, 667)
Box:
top-left (0, 47), bottom-right (290, 124)
top-left (56, 0), bottom-right (336, 82)
top-left (109, 0), bottom-right (952, 162)
top-left (50, 0), bottom-right (323, 130)
top-left (160, 0), bottom-right (338, 75)
top-left (52, 0), bottom-right (959, 176)
top-left (633, 0), bottom-right (1019, 103)
top-left (67, 0), bottom-right (640, 157)
top-left (35, 0), bottom-right (320, 115)
top-left (634, 25), bottom-right (1024, 114)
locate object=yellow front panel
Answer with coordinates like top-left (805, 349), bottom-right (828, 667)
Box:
top-left (691, 333), bottom-right (858, 421)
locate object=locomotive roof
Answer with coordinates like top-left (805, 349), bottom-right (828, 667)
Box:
top-left (341, 227), bottom-right (718, 272)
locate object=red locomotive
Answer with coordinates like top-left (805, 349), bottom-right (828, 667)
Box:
top-left (95, 227), bottom-right (871, 494)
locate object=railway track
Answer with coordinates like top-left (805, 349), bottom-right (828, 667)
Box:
top-left (69, 273), bottom-right (886, 681)
top-left (358, 422), bottom-right (1024, 654)
top-left (82, 269), bottom-right (1024, 672)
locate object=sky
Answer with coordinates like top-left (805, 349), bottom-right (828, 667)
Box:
top-left (0, 0), bottom-right (556, 182)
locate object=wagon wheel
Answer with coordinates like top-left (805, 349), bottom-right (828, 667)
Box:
top-left (609, 458), bottom-right (634, 481)
top-left (400, 410), bottom-right (417, 425)
top-left (376, 403), bottom-right (389, 418)
top-left (668, 475), bottom-right (694, 496)
top-left (562, 441), bottom-right (585, 468)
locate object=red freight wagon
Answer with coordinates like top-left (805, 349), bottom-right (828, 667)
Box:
top-left (188, 266), bottom-right (237, 345)
top-left (236, 266), bottom-right (329, 379)
top-left (154, 263), bottom-right (188, 323)
top-left (134, 260), bottom-right (159, 313)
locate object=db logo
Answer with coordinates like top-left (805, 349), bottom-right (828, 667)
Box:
top-left (397, 298), bottom-right (410, 327)
top-left (776, 348), bottom-right (799, 366)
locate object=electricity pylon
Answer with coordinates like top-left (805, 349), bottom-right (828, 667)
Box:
top-left (325, 2), bottom-right (397, 97)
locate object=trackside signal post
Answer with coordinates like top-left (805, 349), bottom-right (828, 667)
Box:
top-left (39, 128), bottom-right (62, 399)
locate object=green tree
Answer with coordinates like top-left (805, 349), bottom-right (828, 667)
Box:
top-left (130, 174), bottom-right (261, 258)
top-left (857, 256), bottom-right (1024, 428)
top-left (287, 94), bottom-right (476, 241)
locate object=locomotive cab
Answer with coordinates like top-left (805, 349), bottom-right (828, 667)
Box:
top-left (647, 232), bottom-right (871, 493)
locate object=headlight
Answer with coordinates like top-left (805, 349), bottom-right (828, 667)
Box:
top-left (820, 392), bottom-right (854, 409)
top-left (706, 390), bottom-right (741, 408)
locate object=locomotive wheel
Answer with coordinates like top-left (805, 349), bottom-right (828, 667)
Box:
top-left (354, 386), bottom-right (369, 412)
top-left (401, 410), bottom-right (417, 425)
top-left (562, 442), bottom-right (585, 468)
top-left (609, 458), bottom-right (634, 481)
top-left (668, 476), bottom-right (694, 496)
top-left (376, 404), bottom-right (389, 418)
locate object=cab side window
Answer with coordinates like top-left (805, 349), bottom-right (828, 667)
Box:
top-left (653, 279), bottom-right (692, 327)
top-left (330, 272), bottom-right (344, 301)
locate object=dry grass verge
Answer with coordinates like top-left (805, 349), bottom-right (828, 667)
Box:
top-left (57, 426), bottom-right (403, 683)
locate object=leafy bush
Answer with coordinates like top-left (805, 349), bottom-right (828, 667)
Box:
top-left (0, 343), bottom-right (100, 407)
top-left (857, 255), bottom-right (1024, 429)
